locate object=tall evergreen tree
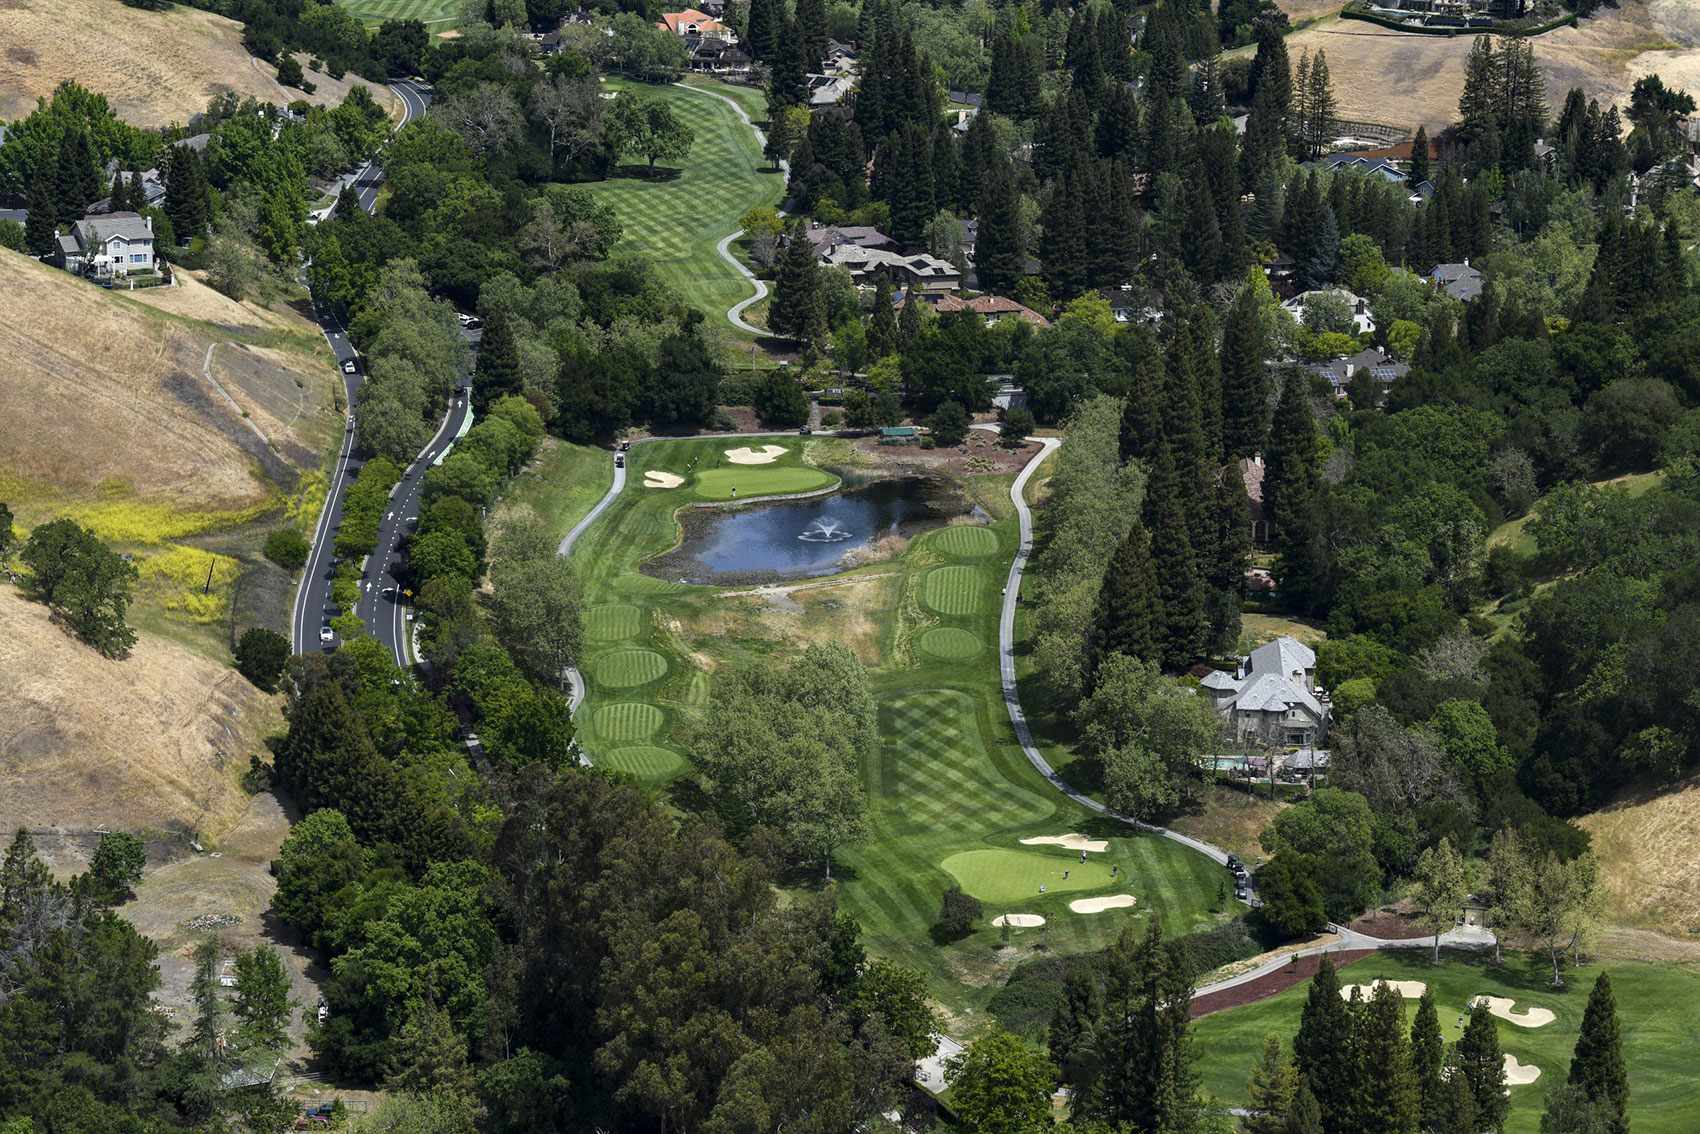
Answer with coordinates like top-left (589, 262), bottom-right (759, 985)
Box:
top-left (1049, 965), bottom-right (1104, 1083)
top-left (1041, 168), bottom-right (1089, 300)
top-left (1285, 1084), bottom-right (1324, 1134)
top-left (24, 144), bottom-right (60, 257)
top-left (1117, 329), bottom-right (1164, 464)
top-left (769, 16), bottom-right (810, 108)
top-left (1091, 517), bottom-right (1161, 670)
top-left (794, 0), bottom-right (827, 68)
top-left (1263, 371), bottom-right (1318, 550)
top-left (1249, 19), bottom-right (1292, 114)
top-left (108, 170), bottom-right (126, 212)
top-left (771, 220), bottom-right (824, 342)
top-left (1245, 1033), bottom-right (1300, 1134)
top-left (1241, 81), bottom-right (1288, 189)
top-left (473, 309), bottom-right (522, 413)
top-left (1203, 465), bottom-right (1249, 658)
top-left (1144, 443), bottom-right (1206, 667)
top-left (54, 126), bottom-right (100, 224)
top-left (1411, 989), bottom-right (1446, 1131)
top-left (869, 274), bottom-right (898, 358)
top-left (165, 144), bottom-right (210, 245)
top-left (976, 161), bottom-right (1025, 296)
top-left (1568, 972), bottom-right (1628, 1134)
top-left (1409, 125), bottom-right (1431, 187)
top-left (1293, 954), bottom-right (1357, 1132)
top-left (1357, 982), bottom-right (1419, 1134)
top-left (1220, 272), bottom-right (1271, 460)
top-left (1457, 1004), bottom-right (1509, 1133)
top-left (748, 0), bottom-right (777, 60)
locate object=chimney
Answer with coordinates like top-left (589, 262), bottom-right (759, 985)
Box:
top-left (145, 215), bottom-right (153, 234)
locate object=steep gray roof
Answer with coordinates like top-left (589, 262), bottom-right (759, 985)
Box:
top-left (1233, 672), bottom-right (1323, 717)
top-left (75, 212), bottom-right (152, 244)
top-left (1199, 670), bottom-right (1237, 690)
top-left (1246, 636), bottom-right (1313, 680)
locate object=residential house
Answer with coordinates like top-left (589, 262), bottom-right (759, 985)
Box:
top-left (690, 38), bottom-right (751, 73)
top-left (1262, 254), bottom-right (1298, 299)
top-left (1307, 347), bottom-right (1408, 398)
top-left (1239, 455), bottom-right (1269, 543)
top-left (947, 89), bottom-right (986, 111)
top-left (818, 244), bottom-right (959, 290)
top-left (96, 163), bottom-right (168, 212)
top-left (54, 211), bottom-right (156, 277)
top-left (897, 290), bottom-right (1050, 327)
top-left (1099, 285), bottom-right (1164, 326)
top-left (1318, 152), bottom-right (1407, 183)
top-left (802, 222), bottom-right (895, 258)
top-left (825, 40), bottom-right (857, 73)
top-left (1428, 260), bottom-right (1483, 301)
top-left (1201, 636), bottom-right (1331, 747)
top-left (657, 8), bottom-right (735, 39)
top-left (1282, 288), bottom-right (1375, 335)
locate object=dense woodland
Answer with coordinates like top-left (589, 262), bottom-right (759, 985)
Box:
top-left (2, 0), bottom-right (1697, 1127)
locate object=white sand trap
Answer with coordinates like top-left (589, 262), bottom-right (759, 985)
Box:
top-left (1474, 996), bottom-right (1556, 1028)
top-left (1020, 833), bottom-right (1110, 853)
top-left (1340, 980), bottom-right (1429, 1001)
top-left (1070, 894), bottom-right (1138, 913)
top-left (724, 445), bottom-right (787, 465)
top-left (993, 913), bottom-right (1047, 928)
top-left (643, 470), bottom-right (685, 488)
top-left (1503, 1053), bottom-right (1542, 1085)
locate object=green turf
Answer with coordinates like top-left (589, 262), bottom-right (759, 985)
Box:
top-left (590, 701), bottom-right (666, 742)
top-left (578, 78), bottom-right (784, 332)
top-left (930, 523), bottom-right (1000, 558)
top-left (592, 648), bottom-right (670, 688)
top-left (693, 465), bottom-right (836, 500)
top-left (941, 847), bottom-right (1128, 903)
top-left (921, 565), bottom-right (989, 616)
top-left (333, 0), bottom-right (458, 27)
top-left (533, 435), bottom-right (1223, 1020)
top-left (918, 626), bottom-right (983, 661)
top-left (600, 746), bottom-right (686, 780)
top-left (1191, 950), bottom-right (1700, 1134)
top-left (585, 603), bottom-right (645, 641)
top-left (500, 438), bottom-right (614, 543)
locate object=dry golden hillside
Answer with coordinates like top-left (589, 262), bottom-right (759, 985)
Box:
top-left (1582, 776), bottom-right (1700, 938)
top-left (0, 586), bottom-right (277, 843)
top-left (0, 0), bottom-right (396, 127)
top-left (1268, 0), bottom-right (1700, 132)
top-left (0, 250), bottom-right (339, 536)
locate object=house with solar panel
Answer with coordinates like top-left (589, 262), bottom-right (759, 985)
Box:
top-left (1201, 636), bottom-right (1331, 747)
top-left (1308, 347), bottom-right (1409, 399)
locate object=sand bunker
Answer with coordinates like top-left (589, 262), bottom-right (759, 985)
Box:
top-left (1503, 1053), bottom-right (1541, 1086)
top-left (992, 913), bottom-right (1047, 928)
top-left (644, 470), bottom-right (684, 488)
top-left (1070, 894), bottom-right (1138, 913)
top-left (1474, 996), bottom-right (1556, 1028)
top-left (725, 445), bottom-right (787, 465)
top-left (1340, 980), bottom-right (1429, 1001)
top-left (1020, 833), bottom-right (1110, 853)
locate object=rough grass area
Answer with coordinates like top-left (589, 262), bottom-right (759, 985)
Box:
top-left (0, 0), bottom-right (397, 126)
top-left (1581, 771), bottom-right (1700, 937)
top-left (1168, 786), bottom-right (1288, 867)
top-left (578, 77), bottom-right (784, 330)
top-left (494, 436), bottom-right (614, 540)
top-left (537, 435), bottom-right (1224, 1023)
top-left (1191, 948), bottom-right (1700, 1134)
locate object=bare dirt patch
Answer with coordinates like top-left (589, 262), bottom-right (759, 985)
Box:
top-left (852, 431), bottom-right (1040, 478)
top-left (1192, 949), bottom-right (1374, 1018)
top-left (0, 0), bottom-right (396, 127)
top-left (1347, 902), bottom-right (1434, 941)
top-left (0, 586), bottom-right (277, 843)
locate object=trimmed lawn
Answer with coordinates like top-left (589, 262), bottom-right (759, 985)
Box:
top-left (334, 0), bottom-right (459, 27)
top-left (533, 436), bottom-right (1225, 1023)
top-left (579, 77), bottom-right (784, 331)
top-left (1191, 949), bottom-right (1700, 1134)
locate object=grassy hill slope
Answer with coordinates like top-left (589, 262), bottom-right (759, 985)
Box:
top-left (0, 0), bottom-right (396, 127)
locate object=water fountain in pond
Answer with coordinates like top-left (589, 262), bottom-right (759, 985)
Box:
top-left (799, 517), bottom-right (852, 542)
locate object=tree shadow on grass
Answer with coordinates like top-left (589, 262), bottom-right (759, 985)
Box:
top-left (608, 163), bottom-right (686, 182)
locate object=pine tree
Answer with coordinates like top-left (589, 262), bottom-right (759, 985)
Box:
top-left (1117, 329), bottom-right (1164, 464)
top-left (24, 144), bottom-right (60, 257)
top-left (1263, 371), bottom-right (1317, 550)
top-left (794, 0), bottom-right (827, 68)
top-left (165, 144), bottom-right (210, 245)
top-left (748, 0), bottom-right (777, 61)
top-left (889, 124), bottom-right (936, 247)
top-left (1204, 465), bottom-right (1249, 658)
top-left (1411, 989), bottom-right (1446, 1131)
top-left (473, 309), bottom-right (522, 413)
top-left (1041, 168), bottom-right (1089, 300)
top-left (1144, 443), bottom-right (1205, 668)
top-left (869, 275), bottom-right (897, 359)
top-left (1220, 271), bottom-right (1271, 459)
top-left (1246, 1033), bottom-right (1300, 1134)
top-left (1357, 982), bottom-right (1419, 1134)
top-left (1293, 954), bottom-right (1357, 1132)
top-left (1285, 1084), bottom-right (1323, 1134)
top-left (108, 170), bottom-right (126, 212)
top-left (1091, 517), bottom-right (1161, 670)
top-left (1241, 81), bottom-right (1287, 189)
top-left (1457, 1004), bottom-right (1509, 1132)
top-left (54, 126), bottom-right (100, 224)
top-left (1409, 125), bottom-right (1431, 187)
top-left (976, 161), bottom-right (1025, 296)
top-left (771, 220), bottom-right (822, 341)
top-left (769, 16), bottom-right (810, 108)
top-left (1568, 972), bottom-right (1628, 1134)
top-left (1250, 19), bottom-right (1291, 114)
top-left (1049, 966), bottom-right (1103, 1082)
top-left (1436, 1048), bottom-right (1480, 1132)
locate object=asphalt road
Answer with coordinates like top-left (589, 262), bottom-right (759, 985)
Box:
top-left (291, 78), bottom-right (437, 654)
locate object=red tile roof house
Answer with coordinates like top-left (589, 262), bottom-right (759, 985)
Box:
top-left (658, 8), bottom-right (735, 39)
top-left (897, 291), bottom-right (1050, 328)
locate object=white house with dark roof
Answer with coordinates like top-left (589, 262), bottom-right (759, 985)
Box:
top-left (55, 211), bottom-right (156, 277)
top-left (1201, 636), bottom-right (1331, 746)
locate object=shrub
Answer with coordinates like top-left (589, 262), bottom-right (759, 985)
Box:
top-left (276, 55), bottom-right (305, 88)
top-left (85, 832), bottom-right (147, 905)
top-left (937, 885), bottom-right (983, 939)
top-left (235, 627), bottom-right (292, 692)
top-left (1177, 921), bottom-right (1261, 979)
top-left (927, 401), bottom-right (971, 446)
top-left (264, 527), bottom-right (310, 571)
top-left (1000, 406), bottom-right (1036, 447)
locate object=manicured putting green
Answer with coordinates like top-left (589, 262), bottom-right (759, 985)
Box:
top-left (931, 524), bottom-right (999, 558)
top-left (922, 565), bottom-right (989, 616)
top-left (591, 701), bottom-right (665, 742)
top-left (692, 466), bottom-right (835, 501)
top-left (919, 627), bottom-right (983, 661)
top-left (584, 603), bottom-right (644, 640)
top-left (592, 648), bottom-right (670, 688)
top-left (599, 746), bottom-right (685, 780)
top-left (941, 848), bottom-right (1121, 903)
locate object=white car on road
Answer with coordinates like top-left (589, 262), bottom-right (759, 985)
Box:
top-left (319, 626), bottom-right (335, 643)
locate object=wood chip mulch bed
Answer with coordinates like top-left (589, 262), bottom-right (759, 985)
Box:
top-left (1190, 949), bottom-right (1376, 1018)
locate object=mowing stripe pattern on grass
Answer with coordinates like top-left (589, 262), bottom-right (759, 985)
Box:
top-left (592, 648), bottom-right (670, 689)
top-left (600, 746), bottom-right (686, 780)
top-left (585, 603), bottom-right (644, 640)
top-left (334, 0), bottom-right (459, 25)
top-left (591, 702), bottom-right (666, 742)
top-left (921, 565), bottom-right (988, 616)
top-left (918, 626), bottom-right (982, 661)
top-left (930, 523), bottom-right (1000, 558)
